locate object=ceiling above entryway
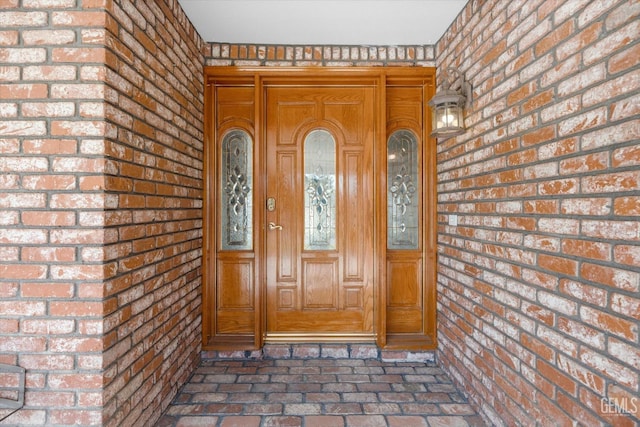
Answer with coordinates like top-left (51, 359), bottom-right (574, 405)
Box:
top-left (177, 0), bottom-right (468, 45)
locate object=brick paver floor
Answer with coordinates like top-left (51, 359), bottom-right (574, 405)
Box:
top-left (157, 351), bottom-right (486, 426)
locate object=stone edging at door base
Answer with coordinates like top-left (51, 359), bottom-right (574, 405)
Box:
top-left (201, 344), bottom-right (436, 363)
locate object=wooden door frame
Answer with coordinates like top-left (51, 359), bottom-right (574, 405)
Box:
top-left (203, 66), bottom-right (437, 350)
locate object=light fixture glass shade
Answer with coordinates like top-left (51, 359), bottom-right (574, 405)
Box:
top-left (429, 89), bottom-right (465, 138)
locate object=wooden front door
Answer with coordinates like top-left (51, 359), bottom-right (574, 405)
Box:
top-left (204, 67), bottom-right (437, 351)
top-left (264, 86), bottom-right (375, 340)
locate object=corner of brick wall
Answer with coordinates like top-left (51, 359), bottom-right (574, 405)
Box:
top-left (0, 0), bottom-right (205, 425)
top-left (435, 0), bottom-right (639, 425)
top-left (100, 0), bottom-right (205, 425)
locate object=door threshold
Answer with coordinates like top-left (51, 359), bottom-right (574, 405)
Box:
top-left (264, 333), bottom-right (376, 344)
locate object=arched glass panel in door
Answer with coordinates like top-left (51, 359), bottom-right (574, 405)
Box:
top-left (387, 130), bottom-right (419, 249)
top-left (220, 129), bottom-right (253, 250)
top-left (304, 129), bottom-right (336, 250)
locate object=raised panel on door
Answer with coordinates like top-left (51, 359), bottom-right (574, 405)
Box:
top-left (302, 259), bottom-right (338, 308)
top-left (216, 86), bottom-right (254, 125)
top-left (274, 151), bottom-right (299, 283)
top-left (342, 150), bottom-right (367, 282)
top-left (386, 257), bottom-right (423, 333)
top-left (216, 257), bottom-right (255, 334)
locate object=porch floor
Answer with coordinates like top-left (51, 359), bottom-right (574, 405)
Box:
top-left (158, 345), bottom-right (485, 426)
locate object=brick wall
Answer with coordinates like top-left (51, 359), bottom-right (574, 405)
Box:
top-left (100, 0), bottom-right (204, 425)
top-left (205, 42), bottom-right (435, 66)
top-left (1, 2), bottom-right (110, 424)
top-left (435, 0), bottom-right (639, 425)
top-left (0, 0), bottom-right (204, 425)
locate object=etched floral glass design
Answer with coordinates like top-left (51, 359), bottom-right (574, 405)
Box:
top-left (221, 130), bottom-right (252, 250)
top-left (387, 130), bottom-right (419, 249)
top-left (304, 130), bottom-right (336, 250)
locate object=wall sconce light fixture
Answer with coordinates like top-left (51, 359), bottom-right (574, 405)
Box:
top-left (429, 66), bottom-right (472, 138)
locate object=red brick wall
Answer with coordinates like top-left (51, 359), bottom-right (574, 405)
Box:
top-left (205, 42), bottom-right (435, 66)
top-left (0, 0), bottom-right (204, 425)
top-left (435, 0), bottom-right (639, 425)
top-left (1, 2), bottom-right (110, 424)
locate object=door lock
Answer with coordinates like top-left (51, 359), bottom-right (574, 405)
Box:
top-left (267, 197), bottom-right (276, 212)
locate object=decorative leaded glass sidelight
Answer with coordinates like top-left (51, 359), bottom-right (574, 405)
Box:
top-left (387, 130), bottom-right (419, 249)
top-left (220, 130), bottom-right (253, 250)
top-left (304, 130), bottom-right (336, 250)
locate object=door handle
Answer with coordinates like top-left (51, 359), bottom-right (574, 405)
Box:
top-left (268, 222), bottom-right (283, 230)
